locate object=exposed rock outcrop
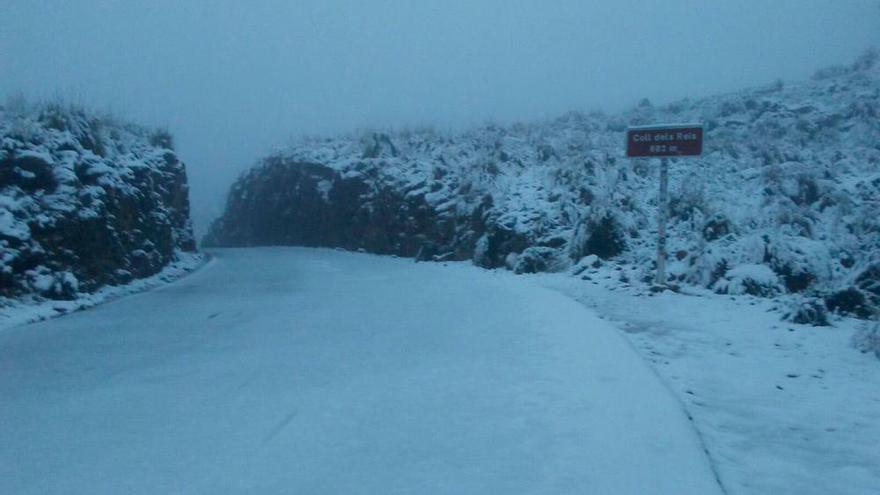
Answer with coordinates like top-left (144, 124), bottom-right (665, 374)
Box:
top-left (1, 101), bottom-right (196, 300)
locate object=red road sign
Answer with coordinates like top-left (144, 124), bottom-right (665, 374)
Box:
top-left (626, 124), bottom-right (703, 158)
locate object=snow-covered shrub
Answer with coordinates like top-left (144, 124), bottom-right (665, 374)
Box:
top-left (702, 214), bottom-right (732, 242)
top-left (764, 236), bottom-right (831, 293)
top-left (714, 264), bottom-right (784, 297)
top-left (669, 177), bottom-right (708, 222)
top-left (25, 268), bottom-right (78, 300)
top-left (855, 264), bottom-right (880, 308)
top-left (783, 173), bottom-right (821, 207)
top-left (149, 128), bottom-right (174, 150)
top-left (513, 246), bottom-right (566, 274)
top-left (826, 288), bottom-right (874, 319)
top-left (569, 209), bottom-right (627, 261)
top-left (852, 320), bottom-right (880, 359)
top-left (472, 234), bottom-right (491, 268)
top-left (783, 298), bottom-right (830, 326)
top-left (571, 254), bottom-right (602, 275)
top-left (472, 223), bottom-right (530, 269)
top-left (360, 132), bottom-right (398, 159)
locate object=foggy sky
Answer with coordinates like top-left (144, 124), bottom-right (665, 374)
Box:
top-left (2, 0), bottom-right (879, 236)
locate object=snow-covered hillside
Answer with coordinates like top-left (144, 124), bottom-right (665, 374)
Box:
top-left (206, 50), bottom-right (880, 322)
top-left (0, 99), bottom-right (197, 302)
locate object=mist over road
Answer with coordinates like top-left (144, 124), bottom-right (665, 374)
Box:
top-left (0, 248), bottom-right (721, 494)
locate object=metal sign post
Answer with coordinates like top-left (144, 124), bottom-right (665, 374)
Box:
top-left (657, 157), bottom-right (669, 286)
top-left (625, 124), bottom-right (704, 288)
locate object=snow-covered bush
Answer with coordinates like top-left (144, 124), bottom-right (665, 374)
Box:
top-left (25, 267), bottom-right (79, 300)
top-left (471, 221), bottom-right (530, 269)
top-left (669, 176), bottom-right (709, 222)
top-left (149, 128), bottom-right (175, 150)
top-left (569, 208), bottom-right (627, 261)
top-left (701, 214), bottom-right (733, 242)
top-left (513, 246), bottom-right (566, 274)
top-left (714, 264), bottom-right (784, 297)
top-left (855, 264), bottom-right (880, 308)
top-left (783, 298), bottom-right (830, 327)
top-left (826, 288), bottom-right (872, 318)
top-left (852, 320), bottom-right (880, 358)
top-left (571, 254), bottom-right (602, 276)
top-left (764, 236), bottom-right (831, 293)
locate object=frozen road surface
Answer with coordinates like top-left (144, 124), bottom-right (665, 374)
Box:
top-left (0, 248), bottom-right (722, 494)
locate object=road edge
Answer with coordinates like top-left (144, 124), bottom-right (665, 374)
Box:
top-left (0, 251), bottom-right (212, 333)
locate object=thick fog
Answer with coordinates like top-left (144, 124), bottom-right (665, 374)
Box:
top-left (2, 0), bottom-right (878, 236)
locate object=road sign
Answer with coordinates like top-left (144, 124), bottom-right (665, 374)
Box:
top-left (625, 123), bottom-right (704, 288)
top-left (626, 124), bottom-right (703, 158)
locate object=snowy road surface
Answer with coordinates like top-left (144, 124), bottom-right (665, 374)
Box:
top-left (0, 248), bottom-right (722, 494)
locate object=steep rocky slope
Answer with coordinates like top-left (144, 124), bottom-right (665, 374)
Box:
top-left (1, 101), bottom-right (196, 301)
top-left (206, 50), bottom-right (880, 319)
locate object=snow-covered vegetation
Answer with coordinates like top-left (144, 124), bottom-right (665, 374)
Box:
top-left (208, 50), bottom-right (880, 322)
top-left (853, 319), bottom-right (880, 358)
top-left (1, 98), bottom-right (197, 303)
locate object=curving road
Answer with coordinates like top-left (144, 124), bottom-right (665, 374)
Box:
top-left (0, 248), bottom-right (722, 494)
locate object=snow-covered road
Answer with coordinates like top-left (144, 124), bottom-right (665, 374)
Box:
top-left (0, 248), bottom-right (722, 494)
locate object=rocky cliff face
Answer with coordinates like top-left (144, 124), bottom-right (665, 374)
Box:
top-left (1, 101), bottom-right (196, 300)
top-left (206, 50), bottom-right (880, 318)
top-left (203, 156), bottom-right (495, 262)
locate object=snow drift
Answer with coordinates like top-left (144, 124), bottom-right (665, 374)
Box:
top-left (206, 50), bottom-right (880, 319)
top-left (0, 100), bottom-right (196, 301)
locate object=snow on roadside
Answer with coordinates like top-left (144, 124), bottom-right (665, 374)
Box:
top-left (533, 264), bottom-right (880, 495)
top-left (0, 251), bottom-right (208, 333)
